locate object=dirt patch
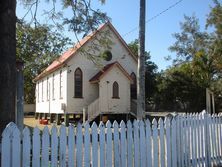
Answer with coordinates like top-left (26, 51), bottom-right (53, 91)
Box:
top-left (24, 116), bottom-right (61, 131)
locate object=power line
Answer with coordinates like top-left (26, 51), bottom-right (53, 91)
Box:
top-left (123, 0), bottom-right (184, 37)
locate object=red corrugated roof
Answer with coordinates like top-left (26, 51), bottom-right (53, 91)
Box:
top-left (33, 22), bottom-right (137, 82)
top-left (89, 61), bottom-right (132, 83)
top-left (33, 23), bottom-right (107, 82)
top-left (44, 48), bottom-right (74, 72)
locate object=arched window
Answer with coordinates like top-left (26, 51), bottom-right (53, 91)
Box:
top-left (130, 72), bottom-right (137, 99)
top-left (112, 81), bottom-right (119, 98)
top-left (74, 68), bottom-right (83, 98)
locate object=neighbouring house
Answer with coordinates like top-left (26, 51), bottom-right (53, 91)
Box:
top-left (33, 22), bottom-right (138, 124)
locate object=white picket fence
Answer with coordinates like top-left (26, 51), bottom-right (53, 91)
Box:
top-left (1, 112), bottom-right (222, 167)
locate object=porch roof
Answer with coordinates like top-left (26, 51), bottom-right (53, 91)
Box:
top-left (89, 61), bottom-right (132, 83)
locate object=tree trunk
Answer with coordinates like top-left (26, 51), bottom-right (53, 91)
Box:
top-left (137, 0), bottom-right (146, 119)
top-left (0, 0), bottom-right (16, 134)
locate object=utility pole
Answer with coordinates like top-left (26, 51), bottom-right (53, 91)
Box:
top-left (137, 0), bottom-right (146, 120)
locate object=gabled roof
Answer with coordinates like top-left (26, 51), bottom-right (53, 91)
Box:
top-left (33, 22), bottom-right (137, 82)
top-left (89, 61), bottom-right (132, 83)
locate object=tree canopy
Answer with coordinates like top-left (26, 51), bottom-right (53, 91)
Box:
top-left (19, 0), bottom-right (109, 37)
top-left (154, 0), bottom-right (222, 113)
top-left (16, 21), bottom-right (71, 103)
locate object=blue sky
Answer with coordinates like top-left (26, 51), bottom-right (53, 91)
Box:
top-left (16, 0), bottom-right (217, 70)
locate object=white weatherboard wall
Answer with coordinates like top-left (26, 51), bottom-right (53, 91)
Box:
top-left (99, 66), bottom-right (131, 114)
top-left (107, 27), bottom-right (137, 74)
top-left (92, 26), bottom-right (138, 75)
top-left (66, 25), bottom-right (137, 114)
top-left (35, 68), bottom-right (67, 114)
top-left (66, 52), bottom-right (100, 113)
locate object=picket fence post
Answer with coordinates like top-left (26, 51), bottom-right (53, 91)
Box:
top-left (180, 115), bottom-right (185, 167)
top-left (204, 113), bottom-right (210, 166)
top-left (76, 123), bottom-right (83, 167)
top-left (139, 120), bottom-right (146, 167)
top-left (59, 125), bottom-right (67, 167)
top-left (120, 121), bottom-right (126, 167)
top-left (92, 122), bottom-right (98, 167)
top-left (216, 114), bottom-right (220, 163)
top-left (176, 115), bottom-right (181, 167)
top-left (191, 114), bottom-right (197, 166)
top-left (99, 122), bottom-right (105, 167)
top-left (51, 125), bottom-right (58, 167)
top-left (32, 127), bottom-right (40, 167)
top-left (151, 119), bottom-right (158, 167)
top-left (127, 120), bottom-right (133, 167)
top-left (106, 121), bottom-right (112, 167)
top-left (171, 118), bottom-right (177, 167)
top-left (41, 126), bottom-right (49, 167)
top-left (84, 122), bottom-right (90, 167)
top-left (22, 127), bottom-right (31, 167)
top-left (165, 117), bottom-right (171, 167)
top-left (113, 120), bottom-right (120, 167)
top-left (145, 119), bottom-right (152, 167)
top-left (158, 118), bottom-right (165, 167)
top-left (68, 124), bottom-right (75, 167)
top-left (133, 120), bottom-right (139, 167)
top-left (196, 114), bottom-right (201, 166)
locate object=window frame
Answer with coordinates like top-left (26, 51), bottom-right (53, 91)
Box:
top-left (52, 74), bottom-right (55, 100)
top-left (74, 68), bottom-right (83, 98)
top-left (37, 82), bottom-right (39, 102)
top-left (130, 72), bottom-right (137, 99)
top-left (46, 77), bottom-right (49, 101)
top-left (42, 80), bottom-right (44, 102)
top-left (112, 81), bottom-right (119, 99)
top-left (59, 70), bottom-right (63, 99)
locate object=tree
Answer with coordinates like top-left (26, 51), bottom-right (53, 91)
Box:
top-left (0, 0), bottom-right (16, 134)
top-left (20, 0), bottom-right (109, 37)
top-left (154, 63), bottom-right (206, 113)
top-left (169, 13), bottom-right (222, 87)
top-left (166, 16), bottom-right (212, 113)
top-left (206, 0), bottom-right (222, 77)
top-left (137, 0), bottom-right (146, 119)
top-left (169, 15), bottom-right (209, 65)
top-left (16, 22), bottom-right (71, 104)
top-left (164, 3), bottom-right (222, 113)
top-left (206, 0), bottom-right (222, 112)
